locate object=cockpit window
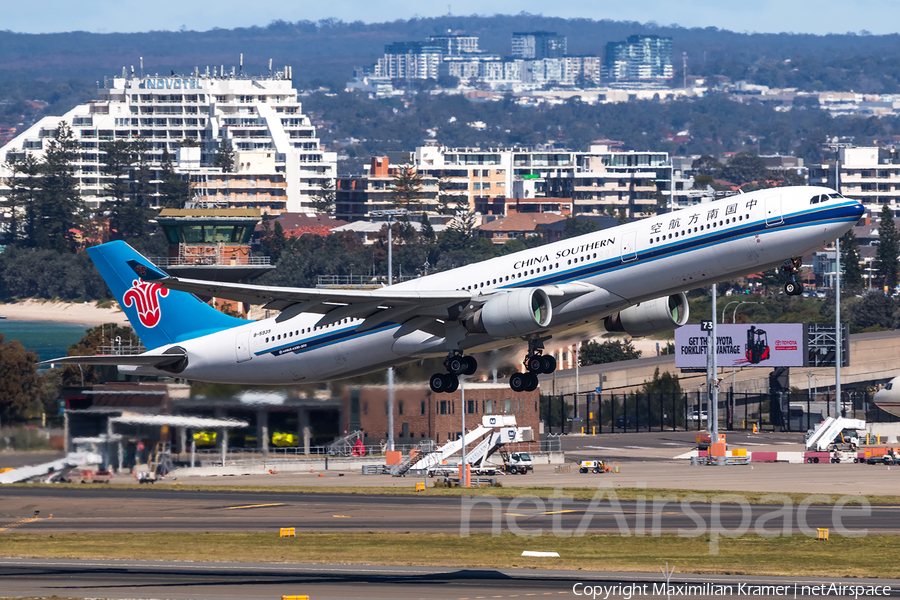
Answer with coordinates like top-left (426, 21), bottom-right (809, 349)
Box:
top-left (827, 193), bottom-right (844, 199)
top-left (887, 383), bottom-right (893, 390)
top-left (810, 195), bottom-right (824, 204)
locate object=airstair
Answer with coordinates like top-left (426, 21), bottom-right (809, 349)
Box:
top-left (328, 430), bottom-right (364, 456)
top-left (0, 452), bottom-right (104, 484)
top-left (805, 417), bottom-right (866, 452)
top-left (407, 415), bottom-right (529, 472)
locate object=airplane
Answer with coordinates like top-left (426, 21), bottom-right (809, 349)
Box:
top-left (873, 376), bottom-right (900, 418)
top-left (44, 186), bottom-right (863, 394)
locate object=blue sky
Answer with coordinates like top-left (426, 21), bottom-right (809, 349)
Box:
top-left (1, 0), bottom-right (896, 35)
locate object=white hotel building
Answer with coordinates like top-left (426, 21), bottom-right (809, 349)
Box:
top-left (0, 71), bottom-right (336, 212)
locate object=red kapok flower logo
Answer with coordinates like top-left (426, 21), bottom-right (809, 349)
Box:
top-left (123, 279), bottom-right (169, 328)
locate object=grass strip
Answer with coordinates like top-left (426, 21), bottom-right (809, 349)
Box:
top-left (2, 532), bottom-right (899, 578)
top-left (9, 482), bottom-right (899, 506)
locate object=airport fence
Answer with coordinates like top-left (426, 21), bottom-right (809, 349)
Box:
top-left (542, 389), bottom-right (897, 435)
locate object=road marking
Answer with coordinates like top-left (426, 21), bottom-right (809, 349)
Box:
top-left (624, 445), bottom-right (652, 449)
top-left (332, 515), bottom-right (352, 518)
top-left (541, 510), bottom-right (579, 515)
top-left (582, 445), bottom-right (617, 450)
top-left (223, 503), bottom-right (285, 510)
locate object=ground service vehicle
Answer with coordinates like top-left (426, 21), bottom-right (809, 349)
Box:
top-left (579, 459), bottom-right (610, 474)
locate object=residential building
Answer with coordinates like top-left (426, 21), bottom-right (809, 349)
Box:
top-left (186, 152), bottom-right (289, 213)
top-left (808, 147), bottom-right (900, 216)
top-left (374, 42), bottom-right (443, 79)
top-left (335, 156), bottom-right (440, 222)
top-left (604, 35), bottom-right (674, 82)
top-left (477, 212), bottom-right (566, 244)
top-left (511, 31), bottom-right (567, 60)
top-left (0, 70), bottom-right (336, 212)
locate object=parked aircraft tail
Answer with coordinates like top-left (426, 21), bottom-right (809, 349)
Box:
top-left (87, 241), bottom-right (248, 350)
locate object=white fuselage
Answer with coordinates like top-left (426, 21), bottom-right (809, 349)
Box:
top-left (874, 376), bottom-right (900, 418)
top-left (124, 186), bottom-right (862, 384)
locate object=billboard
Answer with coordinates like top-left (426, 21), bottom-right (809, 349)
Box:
top-left (675, 323), bottom-right (805, 368)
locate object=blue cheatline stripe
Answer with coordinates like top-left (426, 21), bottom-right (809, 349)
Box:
top-left (255, 322), bottom-right (399, 357)
top-left (256, 202), bottom-right (861, 358)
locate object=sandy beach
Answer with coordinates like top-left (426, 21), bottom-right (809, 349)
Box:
top-left (0, 299), bottom-right (129, 326)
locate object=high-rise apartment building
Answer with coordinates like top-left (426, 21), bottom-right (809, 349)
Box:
top-left (604, 35), bottom-right (674, 82)
top-left (374, 42), bottom-right (443, 79)
top-left (0, 70), bottom-right (336, 212)
top-left (511, 32), bottom-right (567, 60)
top-left (809, 147), bottom-right (900, 216)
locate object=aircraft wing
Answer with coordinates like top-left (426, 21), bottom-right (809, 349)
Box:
top-left (39, 351), bottom-right (187, 368)
top-left (132, 261), bottom-right (597, 337)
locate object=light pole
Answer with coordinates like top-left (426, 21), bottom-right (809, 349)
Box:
top-left (370, 208), bottom-right (408, 452)
top-left (829, 142), bottom-right (851, 420)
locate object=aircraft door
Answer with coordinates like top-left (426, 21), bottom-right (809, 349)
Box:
top-left (235, 330), bottom-right (252, 363)
top-left (765, 195), bottom-right (783, 226)
top-left (620, 230), bottom-right (637, 263)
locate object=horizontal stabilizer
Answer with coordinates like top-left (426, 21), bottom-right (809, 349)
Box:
top-left (40, 350), bottom-right (186, 368)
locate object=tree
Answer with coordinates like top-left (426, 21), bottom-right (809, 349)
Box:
top-left (875, 203), bottom-right (899, 294)
top-left (2, 154), bottom-right (41, 245)
top-left (720, 152), bottom-right (770, 185)
top-left (38, 122), bottom-right (83, 251)
top-left (437, 175), bottom-right (465, 215)
top-left (420, 212), bottom-right (436, 241)
top-left (0, 334), bottom-right (43, 424)
top-left (391, 166), bottom-right (425, 211)
top-left (211, 138), bottom-right (235, 172)
top-left (692, 155), bottom-right (724, 175)
top-left (310, 178), bottom-right (336, 213)
top-left (158, 149), bottom-right (191, 209)
top-left (101, 139), bottom-right (138, 240)
top-left (578, 339), bottom-right (642, 366)
top-left (641, 367), bottom-right (682, 395)
top-left (561, 216), bottom-right (599, 240)
top-left (840, 230), bottom-right (865, 295)
top-left (449, 207), bottom-right (477, 238)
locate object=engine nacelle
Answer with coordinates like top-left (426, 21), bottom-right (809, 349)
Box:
top-left (603, 293), bottom-right (689, 337)
top-left (464, 288), bottom-right (553, 338)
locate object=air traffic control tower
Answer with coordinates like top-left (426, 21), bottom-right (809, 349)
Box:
top-left (153, 208), bottom-right (275, 316)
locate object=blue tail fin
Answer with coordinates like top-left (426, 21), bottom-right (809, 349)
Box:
top-left (87, 241), bottom-right (248, 350)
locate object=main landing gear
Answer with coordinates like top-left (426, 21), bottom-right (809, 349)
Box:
top-left (783, 257), bottom-right (804, 296)
top-left (509, 339), bottom-right (557, 393)
top-left (429, 352), bottom-right (478, 394)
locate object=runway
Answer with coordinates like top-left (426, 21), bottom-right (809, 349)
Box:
top-left (0, 486), bottom-right (894, 535)
top-left (0, 557), bottom-right (897, 600)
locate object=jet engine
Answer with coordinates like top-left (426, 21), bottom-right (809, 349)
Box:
top-left (603, 293), bottom-right (689, 337)
top-left (464, 288), bottom-right (553, 338)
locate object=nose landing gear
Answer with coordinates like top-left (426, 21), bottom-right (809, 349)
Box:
top-left (783, 257), bottom-right (804, 296)
top-left (429, 352), bottom-right (478, 393)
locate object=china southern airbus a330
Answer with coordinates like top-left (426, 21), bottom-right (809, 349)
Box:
top-left (45, 186), bottom-right (863, 393)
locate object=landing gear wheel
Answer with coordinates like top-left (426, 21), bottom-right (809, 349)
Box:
top-left (523, 372), bottom-right (539, 392)
top-left (445, 374), bottom-right (459, 393)
top-left (784, 281), bottom-right (803, 296)
top-left (462, 356), bottom-right (478, 376)
top-left (526, 356), bottom-right (544, 373)
top-left (430, 373), bottom-right (449, 393)
top-left (447, 356), bottom-right (465, 375)
top-left (510, 372), bottom-right (528, 392)
top-left (540, 355), bottom-right (557, 374)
